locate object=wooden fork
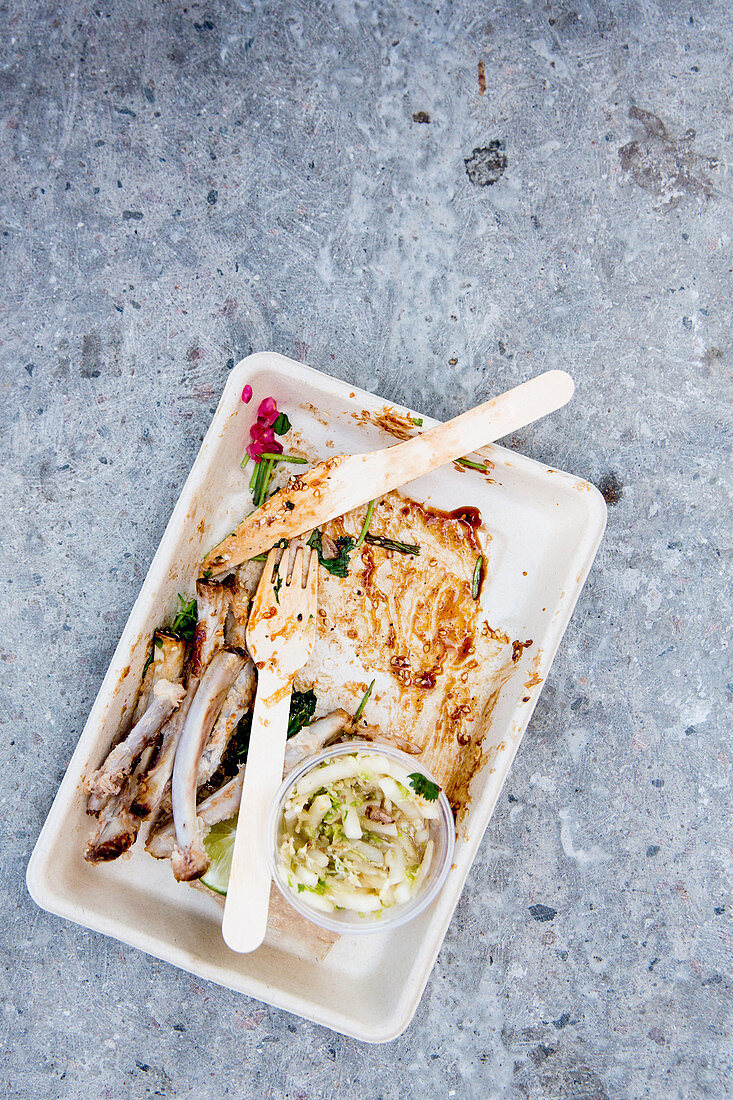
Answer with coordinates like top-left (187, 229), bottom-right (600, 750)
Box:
top-left (222, 543), bottom-right (319, 954)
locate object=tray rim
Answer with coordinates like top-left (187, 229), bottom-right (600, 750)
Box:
top-left (27, 351), bottom-right (607, 1043)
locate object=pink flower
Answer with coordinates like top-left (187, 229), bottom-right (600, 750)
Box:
top-left (244, 394), bottom-right (285, 463)
top-left (249, 421), bottom-right (270, 442)
top-left (241, 384), bottom-right (253, 404)
top-left (257, 396), bottom-right (278, 427)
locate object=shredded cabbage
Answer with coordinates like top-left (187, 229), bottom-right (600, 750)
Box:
top-left (277, 751), bottom-right (439, 917)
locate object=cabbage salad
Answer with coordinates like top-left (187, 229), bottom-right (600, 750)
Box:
top-left (276, 751), bottom-right (442, 917)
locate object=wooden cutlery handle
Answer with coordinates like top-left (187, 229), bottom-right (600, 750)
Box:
top-left (373, 369), bottom-right (575, 493)
top-left (222, 669), bottom-right (291, 954)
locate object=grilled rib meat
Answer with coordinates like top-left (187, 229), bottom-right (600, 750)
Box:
top-left (196, 658), bottom-right (256, 789)
top-left (84, 742), bottom-right (157, 863)
top-left (282, 709), bottom-right (352, 773)
top-left (131, 586), bottom-right (231, 820)
top-left (190, 580), bottom-right (231, 679)
top-left (146, 767), bottom-right (245, 860)
top-left (85, 679), bottom-right (186, 813)
top-left (170, 650), bottom-right (245, 881)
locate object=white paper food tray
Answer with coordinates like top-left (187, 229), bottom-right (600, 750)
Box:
top-left (27, 352), bottom-right (606, 1042)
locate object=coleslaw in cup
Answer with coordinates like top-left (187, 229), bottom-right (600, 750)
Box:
top-left (268, 741), bottom-right (455, 934)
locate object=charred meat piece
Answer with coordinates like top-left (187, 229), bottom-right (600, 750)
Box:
top-left (146, 767), bottom-right (245, 860)
top-left (283, 709), bottom-right (352, 773)
top-left (133, 631), bottom-right (187, 725)
top-left (197, 658), bottom-right (256, 789)
top-left (190, 580), bottom-right (232, 679)
top-left (84, 742), bottom-right (157, 863)
top-left (86, 632), bottom-right (187, 814)
top-left (153, 631), bottom-right (188, 681)
top-left (170, 650), bottom-right (245, 881)
top-left (85, 679), bottom-right (185, 813)
top-left (131, 685), bottom-right (195, 820)
top-left (132, 592), bottom-right (229, 819)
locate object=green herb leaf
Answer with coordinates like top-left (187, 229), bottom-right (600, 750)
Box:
top-left (141, 633), bottom-right (159, 680)
top-left (201, 568), bottom-right (213, 581)
top-left (252, 457), bottom-right (275, 507)
top-left (408, 772), bottom-right (441, 802)
top-left (259, 452), bottom-right (306, 464)
top-left (273, 570), bottom-right (283, 604)
top-left (285, 500), bottom-right (295, 510)
top-left (353, 679), bottom-right (375, 722)
top-left (287, 689), bottom-right (317, 738)
top-left (170, 595), bottom-right (198, 642)
top-left (472, 555), bottom-right (483, 600)
top-left (354, 499), bottom-right (376, 549)
top-left (457, 456), bottom-right (488, 473)
top-left (307, 529), bottom-right (355, 577)
top-left (273, 412), bottom-right (291, 435)
top-left (364, 533), bottom-right (420, 555)
top-left (411, 416), bottom-right (423, 427)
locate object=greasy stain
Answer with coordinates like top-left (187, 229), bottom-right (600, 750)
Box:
top-left (597, 471), bottom-right (623, 505)
top-left (618, 106), bottom-right (718, 205)
top-left (81, 331), bottom-right (101, 378)
top-left (465, 141), bottom-right (507, 187)
top-left (352, 404), bottom-right (420, 441)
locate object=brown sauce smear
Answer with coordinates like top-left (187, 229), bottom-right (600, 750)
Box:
top-left (352, 406), bottom-right (419, 441)
top-left (299, 492), bottom-right (519, 818)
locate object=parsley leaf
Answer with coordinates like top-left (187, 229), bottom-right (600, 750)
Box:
top-left (287, 689), bottom-right (317, 737)
top-left (307, 529), bottom-right (355, 577)
top-left (408, 772), bottom-right (441, 802)
top-left (170, 595), bottom-right (198, 642)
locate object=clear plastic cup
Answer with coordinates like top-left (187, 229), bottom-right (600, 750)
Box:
top-left (267, 740), bottom-right (455, 934)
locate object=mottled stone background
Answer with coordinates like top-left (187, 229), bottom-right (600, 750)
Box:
top-left (1, 1), bottom-right (731, 1097)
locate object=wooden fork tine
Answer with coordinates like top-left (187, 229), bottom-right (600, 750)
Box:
top-left (263, 544), bottom-right (280, 584)
top-left (288, 546), bottom-right (305, 588)
top-left (306, 548), bottom-right (318, 606)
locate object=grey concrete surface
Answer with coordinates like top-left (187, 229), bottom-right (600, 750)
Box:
top-left (1, 1), bottom-right (731, 1097)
